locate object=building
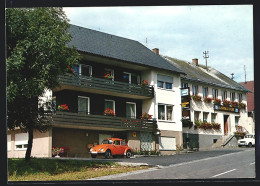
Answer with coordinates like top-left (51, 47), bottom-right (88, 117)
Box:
top-left (164, 57), bottom-right (251, 150)
top-left (239, 81), bottom-right (255, 134)
top-left (7, 24), bottom-right (185, 158)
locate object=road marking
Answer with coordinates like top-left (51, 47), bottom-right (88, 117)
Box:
top-left (250, 162), bottom-right (255, 165)
top-left (212, 169), bottom-right (236, 178)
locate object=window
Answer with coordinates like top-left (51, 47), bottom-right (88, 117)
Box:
top-left (211, 113), bottom-right (217, 123)
top-left (113, 140), bottom-right (120, 145)
top-left (230, 92), bottom-right (236, 102)
top-left (157, 74), bottom-right (173, 90)
top-left (7, 135), bottom-right (11, 151)
top-left (15, 133), bottom-right (28, 150)
top-left (212, 88), bottom-right (218, 99)
top-left (192, 85), bottom-right (198, 95)
top-left (181, 82), bottom-right (188, 88)
top-left (78, 96), bottom-right (90, 115)
top-left (194, 111), bottom-right (200, 121)
top-left (238, 93), bottom-right (243, 103)
top-left (74, 64), bottom-right (92, 76)
top-left (104, 100), bottom-right (115, 111)
top-left (123, 72), bottom-right (140, 84)
top-left (221, 90), bottom-right (227, 101)
top-left (158, 104), bottom-right (173, 121)
top-left (203, 112), bottom-right (209, 122)
top-left (235, 116), bottom-right (240, 125)
top-left (203, 87), bottom-right (208, 98)
top-left (121, 140), bottom-right (126, 146)
top-left (126, 102), bottom-right (136, 119)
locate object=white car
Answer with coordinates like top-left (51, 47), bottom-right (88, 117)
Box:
top-left (238, 134), bottom-right (255, 147)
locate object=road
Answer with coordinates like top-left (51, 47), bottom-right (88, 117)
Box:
top-left (89, 148), bottom-right (255, 180)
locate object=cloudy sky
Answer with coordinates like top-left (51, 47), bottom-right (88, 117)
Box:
top-left (63, 5), bottom-right (254, 83)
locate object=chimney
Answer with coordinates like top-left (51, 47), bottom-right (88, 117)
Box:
top-left (152, 48), bottom-right (159, 55)
top-left (192, 58), bottom-right (198, 66)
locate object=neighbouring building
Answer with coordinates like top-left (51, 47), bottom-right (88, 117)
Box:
top-left (239, 81), bottom-right (255, 134)
top-left (7, 24), bottom-right (185, 158)
top-left (164, 57), bottom-right (252, 150)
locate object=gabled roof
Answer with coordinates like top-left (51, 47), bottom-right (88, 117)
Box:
top-left (164, 56), bottom-right (251, 93)
top-left (68, 24), bottom-right (184, 74)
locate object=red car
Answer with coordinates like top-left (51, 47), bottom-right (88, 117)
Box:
top-left (90, 138), bottom-right (133, 158)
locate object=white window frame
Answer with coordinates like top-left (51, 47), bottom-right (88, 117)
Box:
top-left (222, 90), bottom-right (227, 101)
top-left (7, 134), bottom-right (11, 151)
top-left (78, 96), bottom-right (90, 114)
top-left (104, 99), bottom-right (115, 112)
top-left (126, 102), bottom-right (136, 119)
top-left (203, 112), bottom-right (209, 122)
top-left (235, 116), bottom-right (240, 126)
top-left (15, 133), bottom-right (28, 151)
top-left (192, 85), bottom-right (198, 95)
top-left (78, 64), bottom-right (92, 76)
top-left (212, 88), bottom-right (218, 99)
top-left (157, 74), bottom-right (173, 90)
top-left (238, 93), bottom-right (243, 103)
top-left (158, 104), bottom-right (174, 121)
top-left (123, 72), bottom-right (131, 84)
top-left (230, 92), bottom-right (236, 102)
top-left (211, 113), bottom-right (217, 123)
top-left (203, 87), bottom-right (208, 98)
top-left (194, 111), bottom-right (201, 121)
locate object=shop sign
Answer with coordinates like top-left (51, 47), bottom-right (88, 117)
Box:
top-left (181, 87), bottom-right (190, 97)
top-left (214, 104), bottom-right (239, 113)
top-left (181, 101), bottom-right (190, 108)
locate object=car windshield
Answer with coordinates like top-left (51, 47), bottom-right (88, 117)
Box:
top-left (245, 135), bottom-right (253, 138)
top-left (102, 139), bottom-right (113, 144)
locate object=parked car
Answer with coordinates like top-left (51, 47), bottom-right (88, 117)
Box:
top-left (238, 134), bottom-right (255, 147)
top-left (90, 138), bottom-right (133, 158)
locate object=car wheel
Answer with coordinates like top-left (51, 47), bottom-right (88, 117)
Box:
top-left (125, 150), bottom-right (132, 158)
top-left (91, 154), bottom-right (97, 158)
top-left (105, 150), bottom-right (112, 159)
top-left (248, 143), bottom-right (252, 147)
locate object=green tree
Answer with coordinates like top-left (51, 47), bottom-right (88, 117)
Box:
top-left (6, 8), bottom-right (81, 162)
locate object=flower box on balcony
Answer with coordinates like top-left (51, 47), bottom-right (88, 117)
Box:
top-left (103, 108), bottom-right (116, 116)
top-left (141, 80), bottom-right (149, 86)
top-left (222, 100), bottom-right (231, 107)
top-left (140, 112), bottom-right (152, 120)
top-left (231, 101), bottom-right (239, 107)
top-left (203, 97), bottom-right (212, 103)
top-left (239, 102), bottom-right (246, 109)
top-left (213, 98), bottom-right (221, 105)
top-left (191, 95), bottom-right (202, 102)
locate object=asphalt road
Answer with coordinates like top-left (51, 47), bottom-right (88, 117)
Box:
top-left (89, 147), bottom-right (255, 180)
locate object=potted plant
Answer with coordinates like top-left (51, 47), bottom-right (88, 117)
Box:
top-left (52, 147), bottom-right (64, 158)
top-left (234, 131), bottom-right (247, 139)
top-left (140, 112), bottom-right (152, 120)
top-left (191, 95), bottom-right (202, 102)
top-left (213, 98), bottom-right (221, 105)
top-left (104, 72), bottom-right (114, 80)
top-left (57, 104), bottom-right (69, 111)
top-left (203, 97), bottom-right (212, 103)
top-left (222, 100), bottom-right (231, 107)
top-left (103, 108), bottom-right (116, 116)
top-left (141, 80), bottom-right (149, 86)
top-left (231, 101), bottom-right (239, 107)
top-left (212, 122), bottom-right (221, 130)
top-left (194, 120), bottom-right (202, 129)
top-left (239, 102), bottom-right (246, 109)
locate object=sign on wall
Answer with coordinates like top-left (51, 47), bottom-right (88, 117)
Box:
top-left (214, 104), bottom-right (239, 113)
top-left (181, 87), bottom-right (190, 97)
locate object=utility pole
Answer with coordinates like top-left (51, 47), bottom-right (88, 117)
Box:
top-left (244, 65), bottom-right (247, 83)
top-left (203, 51), bottom-right (209, 71)
top-left (231, 73), bottom-right (234, 80)
top-left (145, 38), bottom-right (147, 47)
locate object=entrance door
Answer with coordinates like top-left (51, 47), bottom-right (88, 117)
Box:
top-left (224, 115), bottom-right (229, 135)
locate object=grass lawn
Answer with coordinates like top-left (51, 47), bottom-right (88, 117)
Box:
top-left (8, 158), bottom-right (149, 181)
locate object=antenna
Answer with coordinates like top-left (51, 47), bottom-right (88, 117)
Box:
top-left (203, 51), bottom-right (209, 71)
top-left (231, 73), bottom-right (234, 80)
top-left (145, 38), bottom-right (148, 47)
top-left (244, 65), bottom-right (247, 83)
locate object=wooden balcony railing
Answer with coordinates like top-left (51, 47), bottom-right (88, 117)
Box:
top-left (52, 111), bottom-right (158, 132)
top-left (57, 73), bottom-right (154, 98)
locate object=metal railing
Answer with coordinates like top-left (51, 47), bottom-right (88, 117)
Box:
top-left (58, 73), bottom-right (154, 98)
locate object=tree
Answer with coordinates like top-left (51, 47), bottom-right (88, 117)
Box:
top-left (6, 8), bottom-right (81, 162)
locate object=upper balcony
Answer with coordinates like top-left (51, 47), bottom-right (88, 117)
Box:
top-left (54, 73), bottom-right (154, 99)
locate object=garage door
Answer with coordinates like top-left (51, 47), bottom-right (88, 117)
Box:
top-left (99, 134), bottom-right (112, 145)
top-left (159, 137), bottom-right (176, 150)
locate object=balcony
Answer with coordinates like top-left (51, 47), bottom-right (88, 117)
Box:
top-left (52, 111), bottom-right (158, 132)
top-left (54, 73), bottom-right (154, 99)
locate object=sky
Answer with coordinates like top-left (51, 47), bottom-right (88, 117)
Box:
top-left (63, 5), bottom-right (254, 83)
